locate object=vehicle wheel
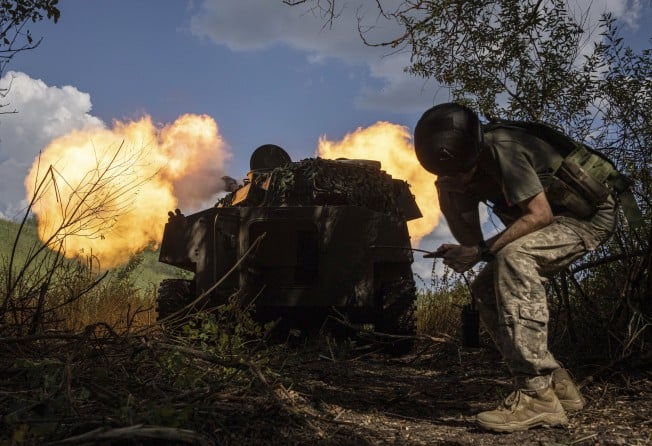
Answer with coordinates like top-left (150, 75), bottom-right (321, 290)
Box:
top-left (156, 278), bottom-right (195, 322)
top-left (375, 277), bottom-right (417, 355)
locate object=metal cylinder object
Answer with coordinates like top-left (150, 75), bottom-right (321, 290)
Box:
top-left (461, 304), bottom-right (480, 348)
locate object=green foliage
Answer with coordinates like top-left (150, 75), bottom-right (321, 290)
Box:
top-left (181, 295), bottom-right (272, 357)
top-left (157, 295), bottom-right (273, 390)
top-left (399, 0), bottom-right (589, 121)
top-left (1, 0), bottom-right (60, 97)
top-left (0, 0), bottom-right (60, 25)
top-left (587, 15), bottom-right (652, 195)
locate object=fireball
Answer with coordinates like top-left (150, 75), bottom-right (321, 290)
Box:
top-left (25, 114), bottom-right (230, 269)
top-left (318, 121), bottom-right (440, 245)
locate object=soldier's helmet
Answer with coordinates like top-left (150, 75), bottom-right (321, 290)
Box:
top-left (413, 103), bottom-right (482, 176)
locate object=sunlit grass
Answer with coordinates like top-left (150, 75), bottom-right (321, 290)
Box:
top-left (0, 217), bottom-right (187, 334)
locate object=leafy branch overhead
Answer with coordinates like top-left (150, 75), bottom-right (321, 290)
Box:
top-left (285, 1), bottom-right (647, 130)
top-left (0, 0), bottom-right (60, 111)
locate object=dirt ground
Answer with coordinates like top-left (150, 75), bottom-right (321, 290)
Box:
top-left (2, 333), bottom-right (650, 445)
top-left (245, 341), bottom-right (652, 446)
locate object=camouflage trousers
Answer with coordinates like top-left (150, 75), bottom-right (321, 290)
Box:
top-left (472, 215), bottom-right (611, 388)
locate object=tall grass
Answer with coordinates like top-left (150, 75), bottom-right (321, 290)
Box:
top-left (0, 217), bottom-right (186, 335)
top-left (415, 263), bottom-right (475, 340)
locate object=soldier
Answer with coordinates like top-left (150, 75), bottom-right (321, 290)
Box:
top-left (413, 103), bottom-right (616, 432)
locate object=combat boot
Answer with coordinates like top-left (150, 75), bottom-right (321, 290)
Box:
top-left (476, 386), bottom-right (568, 432)
top-left (552, 368), bottom-right (586, 411)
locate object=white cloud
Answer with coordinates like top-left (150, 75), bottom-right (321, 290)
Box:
top-left (190, 0), bottom-right (394, 58)
top-left (189, 0), bottom-right (641, 115)
top-left (0, 71), bottom-right (103, 219)
top-left (573, 0), bottom-right (642, 28)
top-left (354, 54), bottom-right (447, 112)
top-left (189, 0), bottom-right (427, 112)
top-left (0, 158), bottom-right (29, 220)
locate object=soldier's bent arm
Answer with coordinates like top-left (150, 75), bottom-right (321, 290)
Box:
top-left (486, 191), bottom-right (553, 254)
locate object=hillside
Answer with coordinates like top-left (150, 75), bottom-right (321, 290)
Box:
top-left (0, 217), bottom-right (187, 293)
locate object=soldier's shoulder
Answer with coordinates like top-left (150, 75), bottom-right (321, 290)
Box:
top-left (483, 124), bottom-right (520, 141)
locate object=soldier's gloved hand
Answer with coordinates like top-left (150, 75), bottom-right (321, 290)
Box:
top-left (436, 243), bottom-right (480, 273)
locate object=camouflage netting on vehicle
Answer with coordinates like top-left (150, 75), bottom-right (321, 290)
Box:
top-left (262, 158), bottom-right (398, 213)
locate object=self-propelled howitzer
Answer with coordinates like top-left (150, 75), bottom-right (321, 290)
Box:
top-left (156, 144), bottom-right (422, 350)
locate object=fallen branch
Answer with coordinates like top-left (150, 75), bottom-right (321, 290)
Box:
top-left (0, 322), bottom-right (121, 344)
top-left (327, 311), bottom-right (453, 344)
top-left (50, 424), bottom-right (212, 445)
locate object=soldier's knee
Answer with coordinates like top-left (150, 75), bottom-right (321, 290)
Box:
top-left (494, 243), bottom-right (529, 268)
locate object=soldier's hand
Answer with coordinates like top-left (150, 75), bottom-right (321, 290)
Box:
top-left (437, 244), bottom-right (480, 273)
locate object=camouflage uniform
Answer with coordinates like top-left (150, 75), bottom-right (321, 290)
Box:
top-left (472, 205), bottom-right (615, 389)
top-left (438, 127), bottom-right (616, 390)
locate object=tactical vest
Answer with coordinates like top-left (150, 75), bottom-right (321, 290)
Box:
top-left (483, 120), bottom-right (644, 227)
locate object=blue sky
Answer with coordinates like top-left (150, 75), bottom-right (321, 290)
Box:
top-left (4, 1), bottom-right (426, 168)
top-left (0, 0), bottom-right (649, 277)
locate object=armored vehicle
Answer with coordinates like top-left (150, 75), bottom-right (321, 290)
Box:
top-left (156, 144), bottom-right (422, 347)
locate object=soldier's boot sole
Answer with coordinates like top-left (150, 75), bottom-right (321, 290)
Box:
top-left (477, 411), bottom-right (568, 433)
